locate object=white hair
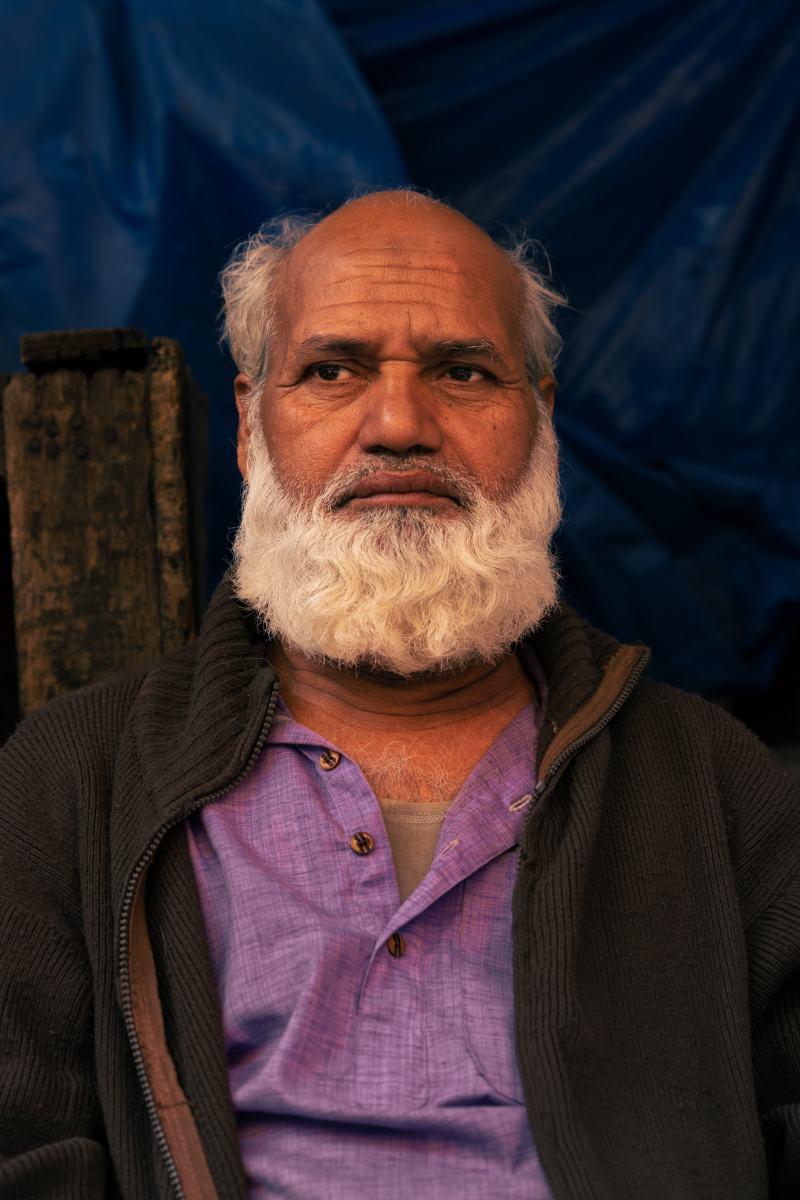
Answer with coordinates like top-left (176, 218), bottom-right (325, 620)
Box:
top-left (219, 190), bottom-right (566, 424)
top-left (232, 399), bottom-right (562, 677)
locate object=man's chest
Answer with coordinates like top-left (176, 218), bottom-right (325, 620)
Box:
top-left (299, 699), bottom-right (536, 804)
top-left (336, 732), bottom-right (483, 803)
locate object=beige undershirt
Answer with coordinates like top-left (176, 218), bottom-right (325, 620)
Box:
top-left (377, 798), bottom-right (452, 903)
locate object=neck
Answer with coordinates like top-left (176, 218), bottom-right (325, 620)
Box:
top-left (266, 639), bottom-right (535, 734)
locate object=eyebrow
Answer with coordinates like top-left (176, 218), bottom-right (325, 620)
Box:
top-left (291, 336), bottom-right (375, 359)
top-left (290, 334), bottom-right (508, 366)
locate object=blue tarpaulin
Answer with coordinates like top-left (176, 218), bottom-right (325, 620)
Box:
top-left (1, 0), bottom-right (798, 694)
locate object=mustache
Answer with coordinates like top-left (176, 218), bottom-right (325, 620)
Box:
top-left (316, 458), bottom-right (481, 512)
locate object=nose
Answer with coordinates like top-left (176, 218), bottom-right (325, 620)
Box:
top-left (356, 363), bottom-right (443, 456)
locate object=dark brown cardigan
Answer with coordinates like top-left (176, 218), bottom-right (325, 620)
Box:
top-left (1, 577), bottom-right (799, 1198)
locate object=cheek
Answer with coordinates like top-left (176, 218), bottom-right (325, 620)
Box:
top-left (261, 401), bottom-right (354, 490)
top-left (447, 404), bottom-right (536, 496)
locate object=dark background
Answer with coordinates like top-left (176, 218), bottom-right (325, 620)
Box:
top-left (1, 1), bottom-right (798, 738)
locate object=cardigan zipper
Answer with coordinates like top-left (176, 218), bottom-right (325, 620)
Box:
top-left (535, 646), bottom-right (650, 799)
top-left (117, 679), bottom-right (280, 1200)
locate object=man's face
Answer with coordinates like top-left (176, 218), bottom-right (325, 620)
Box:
top-left (236, 198), bottom-right (555, 504)
top-left (231, 197), bottom-right (561, 676)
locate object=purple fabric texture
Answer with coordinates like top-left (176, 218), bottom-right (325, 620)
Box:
top-left (187, 644), bottom-right (553, 1199)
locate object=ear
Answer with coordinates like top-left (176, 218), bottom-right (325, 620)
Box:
top-left (537, 374), bottom-right (557, 416)
top-left (234, 374), bottom-right (256, 480)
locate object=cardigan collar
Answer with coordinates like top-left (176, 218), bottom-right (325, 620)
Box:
top-left (118, 573), bottom-right (648, 875)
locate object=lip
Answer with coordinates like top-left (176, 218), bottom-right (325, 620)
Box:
top-left (342, 471), bottom-right (460, 506)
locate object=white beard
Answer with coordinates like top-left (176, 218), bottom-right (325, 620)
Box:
top-left (232, 402), bottom-right (562, 677)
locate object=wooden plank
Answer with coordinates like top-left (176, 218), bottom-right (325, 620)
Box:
top-left (20, 327), bottom-right (148, 371)
top-left (4, 367), bottom-right (162, 713)
top-left (0, 376), bottom-right (20, 742)
top-left (147, 338), bottom-right (196, 648)
top-left (0, 373), bottom-right (7, 479)
top-left (183, 364), bottom-right (208, 627)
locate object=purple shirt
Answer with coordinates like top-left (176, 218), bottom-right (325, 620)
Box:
top-left (187, 645), bottom-right (553, 1199)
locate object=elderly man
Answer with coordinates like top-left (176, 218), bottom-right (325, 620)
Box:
top-left (1, 190), bottom-right (799, 1200)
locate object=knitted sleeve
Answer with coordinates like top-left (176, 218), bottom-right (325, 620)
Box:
top-left (0, 703), bottom-right (111, 1197)
top-left (719, 715), bottom-right (800, 1198)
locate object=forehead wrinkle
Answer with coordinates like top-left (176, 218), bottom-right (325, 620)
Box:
top-left (279, 237), bottom-right (525, 364)
top-left (313, 261), bottom-right (488, 282)
top-left (353, 263), bottom-right (465, 274)
top-left (292, 247), bottom-right (492, 287)
top-left (309, 270), bottom-right (479, 290)
top-left (286, 234), bottom-right (510, 298)
top-left (307, 296), bottom-right (482, 312)
top-left (332, 239), bottom-right (470, 256)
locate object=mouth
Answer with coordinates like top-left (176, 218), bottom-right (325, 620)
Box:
top-left (344, 492), bottom-right (460, 510)
top-left (335, 471), bottom-right (463, 510)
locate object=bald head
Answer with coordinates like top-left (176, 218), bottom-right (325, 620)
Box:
top-left (220, 188), bottom-right (565, 417)
top-left (286, 190), bottom-right (519, 292)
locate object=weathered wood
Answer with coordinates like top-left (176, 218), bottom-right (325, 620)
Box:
top-left (0, 373), bottom-right (8, 479)
top-left (148, 338), bottom-right (196, 648)
top-left (2, 326), bottom-right (204, 718)
top-left (0, 376), bottom-right (20, 743)
top-left (4, 367), bottom-right (163, 712)
top-left (183, 364), bottom-right (208, 629)
top-left (20, 328), bottom-right (148, 371)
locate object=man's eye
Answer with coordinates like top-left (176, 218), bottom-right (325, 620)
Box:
top-left (445, 365), bottom-right (486, 383)
top-left (312, 363), bottom-right (350, 382)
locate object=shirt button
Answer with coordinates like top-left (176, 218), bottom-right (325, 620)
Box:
top-left (349, 831), bottom-right (375, 856)
top-left (319, 749), bottom-right (341, 770)
top-left (387, 932), bottom-right (406, 958)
